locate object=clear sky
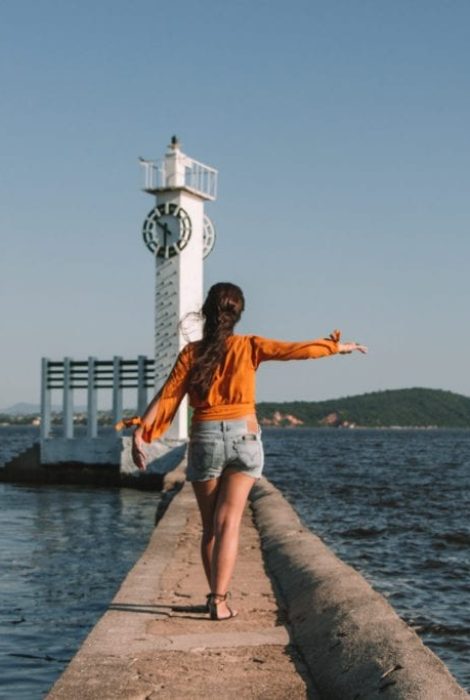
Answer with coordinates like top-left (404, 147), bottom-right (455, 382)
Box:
top-left (1, 0), bottom-right (469, 410)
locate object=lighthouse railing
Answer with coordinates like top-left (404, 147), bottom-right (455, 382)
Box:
top-left (141, 161), bottom-right (165, 191)
top-left (141, 157), bottom-right (217, 200)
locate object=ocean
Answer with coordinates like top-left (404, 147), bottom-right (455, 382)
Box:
top-left (0, 426), bottom-right (469, 696)
top-left (263, 427), bottom-right (470, 691)
top-left (0, 427), bottom-right (160, 699)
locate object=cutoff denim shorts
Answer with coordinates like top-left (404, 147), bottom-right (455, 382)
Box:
top-left (186, 418), bottom-right (264, 482)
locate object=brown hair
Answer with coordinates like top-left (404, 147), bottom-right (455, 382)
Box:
top-left (189, 282), bottom-right (245, 400)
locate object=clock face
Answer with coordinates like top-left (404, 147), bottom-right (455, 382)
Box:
top-left (142, 202), bottom-right (192, 258)
top-left (203, 215), bottom-right (216, 259)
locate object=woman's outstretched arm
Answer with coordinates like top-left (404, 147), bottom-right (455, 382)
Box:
top-left (250, 331), bottom-right (367, 365)
top-left (131, 389), bottom-right (163, 471)
top-left (117, 345), bottom-right (192, 470)
top-left (337, 341), bottom-right (368, 354)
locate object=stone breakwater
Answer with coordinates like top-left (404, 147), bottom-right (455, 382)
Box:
top-left (250, 479), bottom-right (469, 699)
top-left (46, 468), bottom-right (468, 699)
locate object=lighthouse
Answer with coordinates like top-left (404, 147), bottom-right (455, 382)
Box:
top-left (139, 137), bottom-right (218, 439)
top-left (38, 137), bottom-right (215, 468)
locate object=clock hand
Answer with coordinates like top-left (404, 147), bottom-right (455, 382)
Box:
top-left (156, 220), bottom-right (172, 234)
top-left (156, 220), bottom-right (172, 248)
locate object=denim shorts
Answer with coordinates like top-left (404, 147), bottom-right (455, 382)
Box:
top-left (186, 418), bottom-right (264, 482)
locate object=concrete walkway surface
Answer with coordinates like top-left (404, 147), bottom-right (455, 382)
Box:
top-left (46, 471), bottom-right (468, 700)
top-left (47, 479), bottom-right (315, 699)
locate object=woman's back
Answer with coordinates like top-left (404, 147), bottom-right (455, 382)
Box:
top-left (188, 331), bottom-right (341, 421)
top-left (188, 335), bottom-right (256, 419)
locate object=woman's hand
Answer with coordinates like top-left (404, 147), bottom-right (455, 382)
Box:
top-left (338, 341), bottom-right (368, 355)
top-left (132, 428), bottom-right (147, 471)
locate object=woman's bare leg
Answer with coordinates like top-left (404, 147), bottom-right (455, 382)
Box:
top-left (191, 478), bottom-right (220, 586)
top-left (210, 469), bottom-right (256, 617)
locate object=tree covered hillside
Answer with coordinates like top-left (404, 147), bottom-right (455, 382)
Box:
top-left (256, 388), bottom-right (470, 428)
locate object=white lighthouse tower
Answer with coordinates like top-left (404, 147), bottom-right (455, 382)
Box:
top-left (139, 137), bottom-right (217, 440)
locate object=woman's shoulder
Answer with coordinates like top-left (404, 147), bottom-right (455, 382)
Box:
top-left (229, 334), bottom-right (256, 345)
top-left (178, 341), bottom-right (199, 361)
top-left (230, 334), bottom-right (265, 344)
top-left (228, 334), bottom-right (263, 354)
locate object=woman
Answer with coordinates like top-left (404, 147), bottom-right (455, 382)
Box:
top-left (126, 282), bottom-right (367, 620)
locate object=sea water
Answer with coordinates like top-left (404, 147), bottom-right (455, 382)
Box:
top-left (0, 427), bottom-right (160, 698)
top-left (0, 426), bottom-right (469, 696)
top-left (263, 427), bottom-right (470, 690)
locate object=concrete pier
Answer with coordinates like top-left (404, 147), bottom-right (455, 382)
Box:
top-left (46, 473), bottom-right (468, 699)
top-left (0, 439), bottom-right (186, 489)
top-left (46, 470), bottom-right (312, 699)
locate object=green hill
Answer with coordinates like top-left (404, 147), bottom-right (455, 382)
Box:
top-left (256, 388), bottom-right (470, 428)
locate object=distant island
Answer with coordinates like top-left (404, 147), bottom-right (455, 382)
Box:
top-left (257, 388), bottom-right (470, 428)
top-left (2, 388), bottom-right (470, 429)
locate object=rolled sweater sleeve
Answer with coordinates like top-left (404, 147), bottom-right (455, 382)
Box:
top-left (250, 330), bottom-right (341, 368)
top-left (140, 345), bottom-right (192, 443)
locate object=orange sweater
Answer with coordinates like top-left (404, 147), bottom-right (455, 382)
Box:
top-left (118, 331), bottom-right (341, 443)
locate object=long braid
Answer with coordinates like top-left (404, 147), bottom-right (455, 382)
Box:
top-left (189, 283), bottom-right (245, 400)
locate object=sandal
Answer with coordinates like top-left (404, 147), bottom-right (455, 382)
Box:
top-left (207, 592), bottom-right (238, 621)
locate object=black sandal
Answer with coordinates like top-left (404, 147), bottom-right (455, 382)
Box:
top-left (207, 592), bottom-right (238, 621)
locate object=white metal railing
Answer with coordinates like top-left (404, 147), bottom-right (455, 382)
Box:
top-left (140, 157), bottom-right (218, 200)
top-left (40, 356), bottom-right (155, 440)
top-left (140, 159), bottom-right (165, 190)
top-left (184, 158), bottom-right (218, 200)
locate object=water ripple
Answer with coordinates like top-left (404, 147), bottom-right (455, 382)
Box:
top-left (0, 427), bottom-right (160, 699)
top-left (263, 427), bottom-right (470, 691)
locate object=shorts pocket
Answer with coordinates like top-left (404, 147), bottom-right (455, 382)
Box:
top-left (231, 434), bottom-right (264, 471)
top-left (188, 440), bottom-right (219, 472)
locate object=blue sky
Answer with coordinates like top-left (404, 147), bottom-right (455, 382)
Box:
top-left (1, 0), bottom-right (469, 409)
